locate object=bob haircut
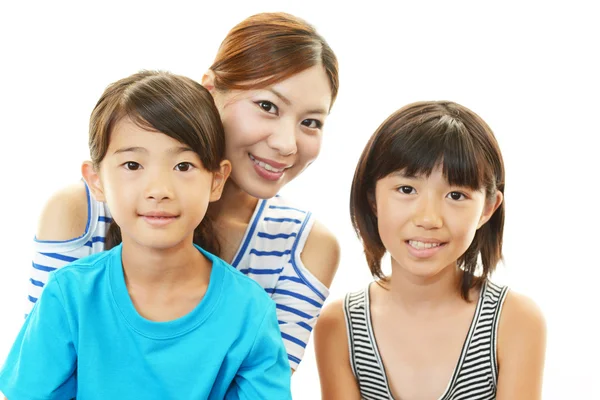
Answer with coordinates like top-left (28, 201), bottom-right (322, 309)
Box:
top-left (89, 70), bottom-right (225, 254)
top-left (350, 101), bottom-right (505, 300)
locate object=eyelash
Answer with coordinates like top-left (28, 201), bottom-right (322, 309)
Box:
top-left (255, 101), bottom-right (323, 130)
top-left (122, 162), bottom-right (196, 171)
top-left (397, 186), bottom-right (469, 201)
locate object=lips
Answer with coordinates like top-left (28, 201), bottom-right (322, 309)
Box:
top-left (139, 212), bottom-right (179, 227)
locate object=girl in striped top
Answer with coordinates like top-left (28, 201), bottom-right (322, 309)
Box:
top-left (27, 12), bottom-right (340, 373)
top-left (315, 101), bottom-right (547, 399)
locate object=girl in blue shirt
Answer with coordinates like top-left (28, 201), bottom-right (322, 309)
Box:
top-left (0, 71), bottom-right (291, 399)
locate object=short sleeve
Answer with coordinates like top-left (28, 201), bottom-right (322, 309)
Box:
top-left (225, 301), bottom-right (292, 400)
top-left (0, 273), bottom-right (77, 400)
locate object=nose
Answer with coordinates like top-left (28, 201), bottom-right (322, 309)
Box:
top-left (267, 120), bottom-right (297, 156)
top-left (412, 194), bottom-right (443, 230)
top-left (144, 168), bottom-right (175, 202)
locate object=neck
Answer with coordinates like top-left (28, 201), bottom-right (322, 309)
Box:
top-left (208, 179), bottom-right (259, 223)
top-left (120, 237), bottom-right (210, 288)
top-left (387, 260), bottom-right (465, 313)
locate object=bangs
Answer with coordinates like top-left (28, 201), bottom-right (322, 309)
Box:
top-left (374, 114), bottom-right (489, 190)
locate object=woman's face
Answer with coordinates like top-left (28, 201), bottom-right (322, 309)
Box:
top-left (210, 65), bottom-right (332, 199)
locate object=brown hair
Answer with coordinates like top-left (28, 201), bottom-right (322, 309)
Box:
top-left (209, 12), bottom-right (339, 108)
top-left (350, 101), bottom-right (505, 300)
top-left (89, 70), bottom-right (225, 254)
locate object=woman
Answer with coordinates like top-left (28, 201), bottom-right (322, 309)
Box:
top-left (28, 12), bottom-right (340, 372)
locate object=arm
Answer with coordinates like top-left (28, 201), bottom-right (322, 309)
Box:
top-left (27, 182), bottom-right (92, 315)
top-left (0, 274), bottom-right (77, 399)
top-left (225, 302), bottom-right (292, 400)
top-left (496, 290), bottom-right (547, 399)
top-left (314, 298), bottom-right (361, 400)
top-left (300, 220), bottom-right (340, 289)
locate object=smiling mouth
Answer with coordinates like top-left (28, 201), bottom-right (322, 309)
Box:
top-left (407, 240), bottom-right (446, 250)
top-left (248, 154), bottom-right (289, 173)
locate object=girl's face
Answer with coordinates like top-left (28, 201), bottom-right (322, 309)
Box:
top-left (210, 64), bottom-right (332, 199)
top-left (374, 165), bottom-right (502, 279)
top-left (85, 117), bottom-right (229, 251)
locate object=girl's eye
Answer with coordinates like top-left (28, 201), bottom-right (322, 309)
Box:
top-left (175, 162), bottom-right (194, 172)
top-left (398, 185), bottom-right (416, 195)
top-left (301, 119), bottom-right (323, 129)
top-left (448, 191), bottom-right (467, 201)
top-left (124, 161), bottom-right (141, 171)
top-left (256, 100), bottom-right (278, 115)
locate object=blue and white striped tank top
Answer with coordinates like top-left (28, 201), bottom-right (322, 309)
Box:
top-left (28, 185), bottom-right (329, 370)
top-left (344, 281), bottom-right (508, 400)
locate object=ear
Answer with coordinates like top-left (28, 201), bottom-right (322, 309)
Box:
top-left (201, 70), bottom-right (216, 93)
top-left (209, 160), bottom-right (232, 202)
top-left (477, 191), bottom-right (503, 229)
top-left (81, 161), bottom-right (106, 202)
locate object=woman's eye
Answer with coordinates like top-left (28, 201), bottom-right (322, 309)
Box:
top-left (448, 191), bottom-right (466, 201)
top-left (398, 185), bottom-right (416, 195)
top-left (256, 101), bottom-right (278, 115)
top-left (175, 162), bottom-right (194, 172)
top-left (301, 119), bottom-right (323, 129)
top-left (124, 161), bottom-right (141, 170)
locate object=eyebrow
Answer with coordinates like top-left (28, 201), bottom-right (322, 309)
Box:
top-left (113, 146), bottom-right (195, 155)
top-left (269, 88), bottom-right (329, 116)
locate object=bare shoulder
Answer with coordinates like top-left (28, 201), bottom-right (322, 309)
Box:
top-left (499, 289), bottom-right (546, 338)
top-left (496, 289), bottom-right (547, 399)
top-left (300, 220), bottom-right (340, 288)
top-left (314, 297), bottom-right (361, 399)
top-left (36, 181), bottom-right (90, 241)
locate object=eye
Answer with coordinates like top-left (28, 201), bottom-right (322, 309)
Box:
top-left (398, 185), bottom-right (416, 195)
top-left (301, 119), bottom-right (323, 129)
top-left (175, 162), bottom-right (195, 172)
top-left (447, 191), bottom-right (467, 201)
top-left (123, 161), bottom-right (141, 171)
top-left (256, 100), bottom-right (278, 115)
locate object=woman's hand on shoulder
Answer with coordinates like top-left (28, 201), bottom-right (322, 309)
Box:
top-left (496, 289), bottom-right (547, 400)
top-left (314, 298), bottom-right (361, 400)
top-left (36, 181), bottom-right (89, 241)
top-left (300, 220), bottom-right (340, 288)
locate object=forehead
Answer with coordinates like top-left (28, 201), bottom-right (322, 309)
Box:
top-left (109, 117), bottom-right (182, 150)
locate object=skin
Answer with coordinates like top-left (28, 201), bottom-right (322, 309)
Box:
top-left (315, 167), bottom-right (546, 399)
top-left (35, 64), bottom-right (341, 373)
top-left (83, 118), bottom-right (230, 322)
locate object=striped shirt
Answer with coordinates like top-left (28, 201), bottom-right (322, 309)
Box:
top-left (28, 185), bottom-right (329, 370)
top-left (344, 281), bottom-right (508, 400)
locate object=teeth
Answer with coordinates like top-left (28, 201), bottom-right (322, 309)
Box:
top-left (249, 154), bottom-right (285, 173)
top-left (409, 240), bottom-right (442, 250)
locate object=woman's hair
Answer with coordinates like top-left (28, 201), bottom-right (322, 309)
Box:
top-left (209, 12), bottom-right (339, 109)
top-left (89, 70), bottom-right (225, 254)
top-left (350, 101), bottom-right (505, 300)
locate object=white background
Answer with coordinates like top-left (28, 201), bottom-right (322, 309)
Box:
top-left (0, 1), bottom-right (598, 398)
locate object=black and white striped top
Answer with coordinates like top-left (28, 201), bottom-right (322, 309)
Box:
top-left (344, 281), bottom-right (508, 400)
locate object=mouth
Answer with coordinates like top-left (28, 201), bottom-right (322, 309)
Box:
top-left (139, 212), bottom-right (180, 227)
top-left (248, 153), bottom-right (292, 182)
top-left (248, 153), bottom-right (290, 173)
top-left (406, 240), bottom-right (446, 250)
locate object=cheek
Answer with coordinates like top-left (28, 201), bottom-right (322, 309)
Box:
top-left (297, 135), bottom-right (322, 161)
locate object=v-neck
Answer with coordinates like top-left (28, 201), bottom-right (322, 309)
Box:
top-left (229, 199), bottom-right (267, 268)
top-left (364, 281), bottom-right (486, 400)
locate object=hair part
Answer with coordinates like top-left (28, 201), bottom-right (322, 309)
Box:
top-left (89, 70), bottom-right (225, 254)
top-left (350, 101), bottom-right (505, 300)
top-left (209, 12), bottom-right (339, 109)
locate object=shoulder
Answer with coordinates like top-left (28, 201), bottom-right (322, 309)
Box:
top-left (313, 298), bottom-right (351, 369)
top-left (36, 181), bottom-right (90, 241)
top-left (213, 255), bottom-right (271, 302)
top-left (497, 289), bottom-right (547, 362)
top-left (300, 219), bottom-right (340, 288)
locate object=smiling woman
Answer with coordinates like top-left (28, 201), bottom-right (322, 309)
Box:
top-left (22, 12), bottom-right (341, 375)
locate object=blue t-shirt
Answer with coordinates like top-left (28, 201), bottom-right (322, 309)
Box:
top-left (0, 244), bottom-right (291, 399)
